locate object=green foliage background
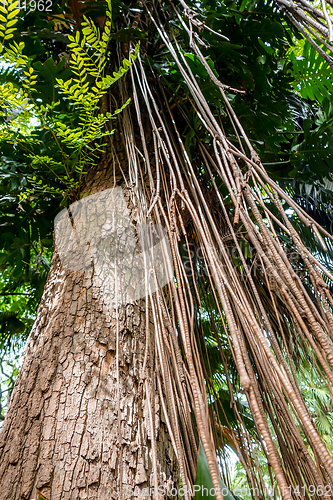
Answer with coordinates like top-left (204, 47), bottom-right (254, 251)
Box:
top-left (0, 0), bottom-right (332, 493)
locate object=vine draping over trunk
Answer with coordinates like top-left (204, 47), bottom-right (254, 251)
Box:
top-left (108, 1), bottom-right (333, 498)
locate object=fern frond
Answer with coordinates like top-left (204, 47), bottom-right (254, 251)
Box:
top-left (4, 41), bottom-right (28, 66)
top-left (22, 66), bottom-right (38, 94)
top-left (0, 0), bottom-right (19, 46)
top-left (290, 40), bottom-right (333, 103)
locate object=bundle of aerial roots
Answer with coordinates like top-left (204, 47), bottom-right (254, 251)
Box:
top-left (102, 2), bottom-right (333, 498)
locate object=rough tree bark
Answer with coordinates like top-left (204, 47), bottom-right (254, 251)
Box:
top-left (0, 144), bottom-right (179, 499)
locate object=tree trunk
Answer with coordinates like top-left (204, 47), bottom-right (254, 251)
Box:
top-left (0, 158), bottom-right (180, 500)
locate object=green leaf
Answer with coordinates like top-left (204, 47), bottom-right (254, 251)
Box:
top-left (33, 57), bottom-right (72, 103)
top-left (195, 443), bottom-right (237, 500)
top-left (289, 41), bottom-right (333, 103)
top-left (7, 8), bottom-right (19, 19)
